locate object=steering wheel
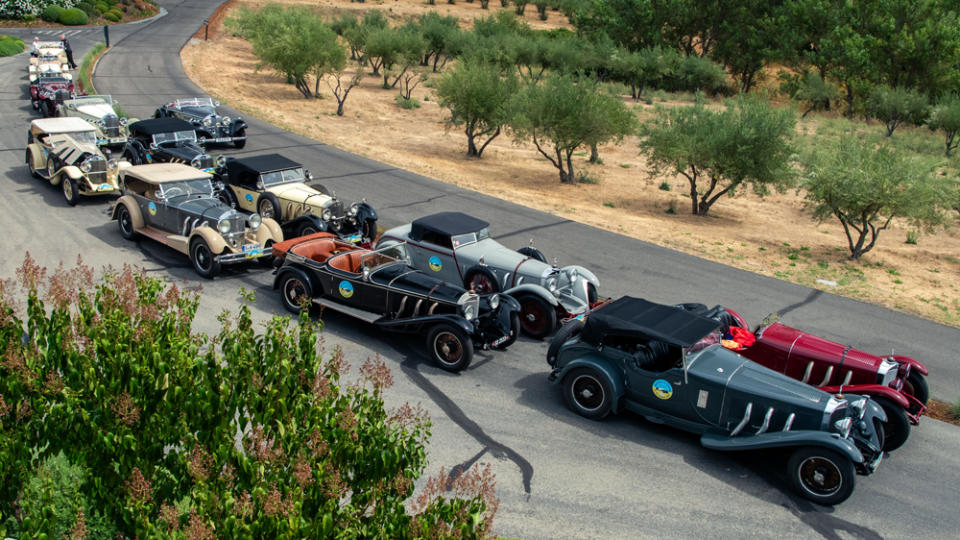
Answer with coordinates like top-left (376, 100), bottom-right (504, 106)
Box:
top-left (163, 186), bottom-right (185, 198)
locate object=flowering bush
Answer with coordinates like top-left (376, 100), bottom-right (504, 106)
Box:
top-left (0, 254), bottom-right (498, 538)
top-left (0, 0), bottom-right (79, 19)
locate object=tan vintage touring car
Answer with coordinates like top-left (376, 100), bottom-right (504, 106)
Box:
top-left (111, 163), bottom-right (283, 278)
top-left (25, 117), bottom-right (130, 205)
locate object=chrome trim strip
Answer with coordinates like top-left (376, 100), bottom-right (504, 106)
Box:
top-left (801, 361), bottom-right (814, 384)
top-left (842, 370), bottom-right (852, 386)
top-left (818, 365), bottom-right (834, 387)
top-left (756, 407), bottom-right (774, 435)
top-left (730, 402), bottom-right (753, 437)
top-left (784, 413), bottom-right (795, 431)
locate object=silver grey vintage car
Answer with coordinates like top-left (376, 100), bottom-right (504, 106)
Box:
top-left (377, 212), bottom-right (600, 338)
top-left (547, 297), bottom-right (886, 505)
top-left (59, 94), bottom-right (134, 149)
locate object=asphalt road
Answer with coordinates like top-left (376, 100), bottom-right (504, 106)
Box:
top-left (3, 2), bottom-right (960, 538)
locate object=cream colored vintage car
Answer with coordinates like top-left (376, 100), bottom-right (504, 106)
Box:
top-left (25, 117), bottom-right (130, 205)
top-left (111, 163), bottom-right (284, 278)
top-left (28, 42), bottom-right (68, 71)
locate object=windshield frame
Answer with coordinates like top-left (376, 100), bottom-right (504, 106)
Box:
top-left (158, 178), bottom-right (215, 199)
top-left (260, 168), bottom-right (305, 188)
top-left (361, 243), bottom-right (408, 272)
top-left (153, 130), bottom-right (197, 145)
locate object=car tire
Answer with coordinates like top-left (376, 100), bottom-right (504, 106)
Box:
top-left (46, 156), bottom-right (60, 182)
top-left (517, 246), bottom-right (547, 263)
top-left (190, 237), bottom-right (221, 279)
top-left (256, 193), bottom-right (282, 220)
top-left (874, 397), bottom-right (910, 451)
top-left (123, 148), bottom-right (141, 166)
top-left (362, 218), bottom-right (377, 241)
top-left (153, 109), bottom-right (163, 119)
top-left (563, 367), bottom-right (613, 420)
top-left (217, 186), bottom-right (238, 209)
top-left (279, 272), bottom-right (312, 314)
top-left (25, 149), bottom-right (40, 179)
top-left (493, 312), bottom-right (520, 351)
top-left (517, 294), bottom-right (557, 339)
top-left (787, 447), bottom-right (856, 506)
top-left (233, 128), bottom-right (246, 148)
top-left (297, 222), bottom-right (321, 238)
top-left (547, 319), bottom-right (584, 366)
top-left (116, 204), bottom-right (137, 240)
top-left (62, 177), bottom-right (79, 206)
top-left (427, 324), bottom-right (473, 372)
top-left (465, 267), bottom-right (500, 294)
top-left (904, 371), bottom-right (929, 411)
top-left (40, 100), bottom-right (54, 118)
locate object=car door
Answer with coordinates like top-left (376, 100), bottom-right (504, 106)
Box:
top-left (230, 171), bottom-right (259, 213)
top-left (408, 232), bottom-right (461, 285)
top-left (619, 339), bottom-right (697, 422)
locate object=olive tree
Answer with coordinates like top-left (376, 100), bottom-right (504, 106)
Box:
top-left (927, 94), bottom-right (960, 156)
top-left (866, 85), bottom-right (930, 136)
top-left (509, 74), bottom-right (637, 183)
top-left (639, 96), bottom-right (797, 216)
top-left (802, 140), bottom-right (949, 260)
top-left (435, 60), bottom-right (519, 158)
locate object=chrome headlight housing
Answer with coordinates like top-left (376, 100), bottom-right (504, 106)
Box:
top-left (545, 277), bottom-right (558, 293)
top-left (833, 417), bottom-right (853, 438)
top-left (80, 160), bottom-right (91, 172)
top-left (488, 293), bottom-right (500, 310)
top-left (119, 117), bottom-right (128, 126)
top-left (348, 202), bottom-right (359, 216)
top-left (217, 219), bottom-right (231, 235)
top-left (322, 209), bottom-right (333, 221)
top-left (876, 357), bottom-right (899, 386)
top-left (247, 213), bottom-right (262, 230)
top-left (202, 116), bottom-right (213, 127)
top-left (108, 158), bottom-right (118, 169)
top-left (221, 116), bottom-right (231, 126)
top-left (458, 292), bottom-right (479, 321)
top-left (190, 157), bottom-right (202, 168)
top-left (849, 397), bottom-right (868, 419)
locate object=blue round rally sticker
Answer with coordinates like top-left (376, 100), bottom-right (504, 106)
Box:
top-left (652, 379), bottom-right (673, 400)
top-left (338, 280), bottom-right (354, 298)
top-left (245, 193), bottom-right (254, 202)
top-left (147, 201), bottom-right (157, 216)
top-left (428, 256), bottom-right (442, 271)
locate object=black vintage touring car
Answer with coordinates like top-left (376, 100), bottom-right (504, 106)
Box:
top-left (154, 97), bottom-right (247, 148)
top-left (121, 118), bottom-right (215, 172)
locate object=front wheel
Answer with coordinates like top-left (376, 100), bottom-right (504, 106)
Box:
top-left (25, 149), bottom-right (40, 179)
top-left (40, 100), bottom-right (54, 118)
top-left (517, 294), bottom-right (557, 339)
top-left (875, 397), bottom-right (910, 451)
top-left (563, 367), bottom-right (613, 420)
top-left (362, 218), bottom-right (377, 241)
top-left (190, 237), bottom-right (221, 278)
top-left (427, 324), bottom-right (473, 372)
top-left (62, 177), bottom-right (79, 206)
top-left (117, 204), bottom-right (137, 240)
top-left (233, 128), bottom-right (246, 148)
top-left (279, 273), bottom-right (311, 314)
top-left (787, 447), bottom-right (856, 506)
top-left (904, 371), bottom-right (929, 412)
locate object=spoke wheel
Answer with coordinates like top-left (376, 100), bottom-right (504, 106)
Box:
top-left (280, 274), bottom-right (311, 313)
top-left (190, 238), bottom-right (221, 278)
top-left (563, 367), bottom-right (612, 420)
top-left (47, 157), bottom-right (59, 181)
top-left (518, 294), bottom-right (557, 339)
top-left (427, 324), bottom-right (473, 372)
top-left (297, 223), bottom-right (319, 238)
top-left (62, 177), bottom-right (78, 206)
top-left (787, 447), bottom-right (855, 505)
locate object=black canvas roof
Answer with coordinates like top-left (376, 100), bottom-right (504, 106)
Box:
top-left (225, 154), bottom-right (301, 176)
top-left (410, 212), bottom-right (490, 240)
top-left (581, 297), bottom-right (720, 347)
top-left (129, 118), bottom-right (194, 136)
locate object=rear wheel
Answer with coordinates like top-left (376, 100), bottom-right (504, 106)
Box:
top-left (62, 177), bottom-right (79, 206)
top-left (563, 367), bottom-right (612, 420)
top-left (427, 324), bottom-right (473, 372)
top-left (117, 204), bottom-right (137, 240)
top-left (875, 397), bottom-right (910, 451)
top-left (190, 237), bottom-right (221, 279)
top-left (517, 294), bottom-right (557, 339)
top-left (787, 447), bottom-right (855, 506)
top-left (279, 273), bottom-right (311, 313)
top-left (547, 319), bottom-right (584, 366)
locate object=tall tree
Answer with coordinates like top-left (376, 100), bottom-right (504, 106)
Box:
top-left (435, 60), bottom-right (519, 158)
top-left (927, 94), bottom-right (960, 156)
top-left (865, 85), bottom-right (930, 137)
top-left (639, 96), bottom-right (797, 216)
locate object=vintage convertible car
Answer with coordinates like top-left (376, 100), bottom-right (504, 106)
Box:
top-left (25, 118), bottom-right (129, 205)
top-left (154, 97), bottom-right (247, 148)
top-left (111, 163), bottom-right (282, 278)
top-left (212, 154), bottom-right (378, 243)
top-left (59, 95), bottom-right (134, 149)
top-left (680, 303), bottom-right (929, 451)
top-left (377, 212), bottom-right (600, 338)
top-left (272, 233), bottom-right (521, 372)
top-left (28, 65), bottom-right (74, 118)
top-left (547, 297), bottom-right (886, 505)
top-left (121, 118), bottom-right (215, 172)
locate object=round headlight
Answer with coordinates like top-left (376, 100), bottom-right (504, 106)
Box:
top-left (221, 116), bottom-right (231, 126)
top-left (190, 157), bottom-right (202, 168)
top-left (80, 160), bottom-right (92, 172)
top-left (217, 219), bottom-right (231, 234)
top-left (489, 293), bottom-right (500, 310)
top-left (203, 117), bottom-right (213, 127)
top-left (348, 203), bottom-right (359, 216)
top-left (248, 213), bottom-right (262, 230)
top-left (546, 277), bottom-right (558, 293)
top-left (463, 304), bottom-right (477, 321)
top-left (119, 117), bottom-right (128, 126)
top-left (569, 268), bottom-right (579, 281)
top-left (108, 158), bottom-right (118, 169)
top-left (322, 209), bottom-right (332, 221)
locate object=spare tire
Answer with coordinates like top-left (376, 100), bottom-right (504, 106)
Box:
top-left (547, 319), bottom-right (584, 366)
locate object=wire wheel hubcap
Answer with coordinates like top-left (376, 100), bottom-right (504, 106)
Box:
top-left (798, 457), bottom-right (842, 496)
top-left (572, 375), bottom-right (604, 411)
top-left (434, 332), bottom-right (463, 364)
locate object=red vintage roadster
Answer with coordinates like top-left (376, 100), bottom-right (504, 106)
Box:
top-left (685, 304), bottom-right (928, 451)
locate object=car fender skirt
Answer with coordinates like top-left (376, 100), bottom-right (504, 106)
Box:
top-left (892, 355), bottom-right (928, 376)
top-left (257, 217), bottom-right (284, 244)
top-left (113, 196), bottom-right (144, 229)
top-left (563, 264), bottom-right (599, 286)
top-left (273, 266), bottom-right (315, 295)
top-left (376, 314), bottom-right (474, 337)
top-left (503, 284), bottom-right (559, 306)
top-left (552, 357), bottom-right (624, 411)
top-left (700, 431), bottom-right (864, 465)
top-left (819, 384), bottom-right (909, 410)
top-left (190, 226), bottom-right (227, 255)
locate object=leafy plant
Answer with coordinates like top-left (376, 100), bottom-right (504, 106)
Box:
top-left (76, 42), bottom-right (106, 94)
top-left (0, 35), bottom-right (24, 57)
top-left (866, 85), bottom-right (929, 137)
top-left (59, 6), bottom-right (88, 25)
top-left (927, 94), bottom-right (960, 156)
top-left (395, 95), bottom-right (421, 109)
top-left (0, 255), bottom-right (498, 538)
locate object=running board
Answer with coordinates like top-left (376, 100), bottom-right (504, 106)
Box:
top-left (312, 297), bottom-right (383, 324)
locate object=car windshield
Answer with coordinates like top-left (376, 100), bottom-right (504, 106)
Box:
top-left (260, 168), bottom-right (305, 187)
top-left (159, 178), bottom-right (214, 199)
top-left (361, 243), bottom-right (408, 271)
top-left (39, 76), bottom-right (68, 84)
top-left (175, 97), bottom-right (215, 108)
top-left (62, 130), bottom-right (98, 145)
top-left (683, 330), bottom-right (722, 364)
top-left (153, 130), bottom-right (197, 145)
top-left (70, 95), bottom-right (112, 106)
top-left (451, 227), bottom-right (489, 249)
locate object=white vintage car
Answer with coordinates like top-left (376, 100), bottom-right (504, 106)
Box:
top-left (59, 95), bottom-right (134, 148)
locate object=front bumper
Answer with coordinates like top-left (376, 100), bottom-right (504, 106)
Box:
top-left (216, 245), bottom-right (273, 264)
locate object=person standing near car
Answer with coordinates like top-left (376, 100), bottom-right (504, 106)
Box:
top-left (30, 37), bottom-right (40, 56)
top-left (60, 34), bottom-right (77, 69)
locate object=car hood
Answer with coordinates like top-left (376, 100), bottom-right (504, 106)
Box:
top-left (76, 103), bottom-right (115, 120)
top-left (759, 322), bottom-right (883, 372)
top-left (269, 182), bottom-right (332, 207)
top-left (170, 196), bottom-right (231, 219)
top-left (161, 142), bottom-right (206, 161)
top-left (371, 262), bottom-right (465, 302)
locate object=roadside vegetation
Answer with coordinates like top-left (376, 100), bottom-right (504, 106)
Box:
top-left (0, 0), bottom-right (158, 25)
top-left (0, 255), bottom-right (498, 538)
top-left (75, 41), bottom-right (105, 94)
top-left (0, 34), bottom-right (25, 56)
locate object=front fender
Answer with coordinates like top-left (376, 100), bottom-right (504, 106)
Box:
top-left (563, 264), bottom-right (599, 286)
top-left (700, 430), bottom-right (864, 464)
top-left (356, 202), bottom-right (378, 222)
top-left (892, 355), bottom-right (928, 376)
top-left (551, 356), bottom-right (625, 412)
top-left (63, 165), bottom-right (84, 181)
top-left (819, 384), bottom-right (910, 410)
top-left (231, 120), bottom-right (248, 135)
top-left (503, 284), bottom-right (559, 307)
top-left (26, 144), bottom-right (45, 170)
top-left (189, 226), bottom-right (228, 255)
top-left (111, 196), bottom-right (144, 229)
top-left (257, 217), bottom-right (284, 244)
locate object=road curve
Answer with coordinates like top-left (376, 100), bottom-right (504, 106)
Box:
top-left (1, 2), bottom-right (959, 538)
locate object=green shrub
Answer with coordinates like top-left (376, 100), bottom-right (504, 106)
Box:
top-left (59, 7), bottom-right (89, 25)
top-left (104, 9), bottom-right (122, 21)
top-left (77, 1), bottom-right (96, 15)
top-left (951, 399), bottom-right (960, 421)
top-left (76, 41), bottom-right (106, 93)
top-left (42, 5), bottom-right (64, 22)
top-left (395, 95), bottom-right (421, 109)
top-left (0, 35), bottom-right (25, 57)
top-left (94, 1), bottom-right (108, 14)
